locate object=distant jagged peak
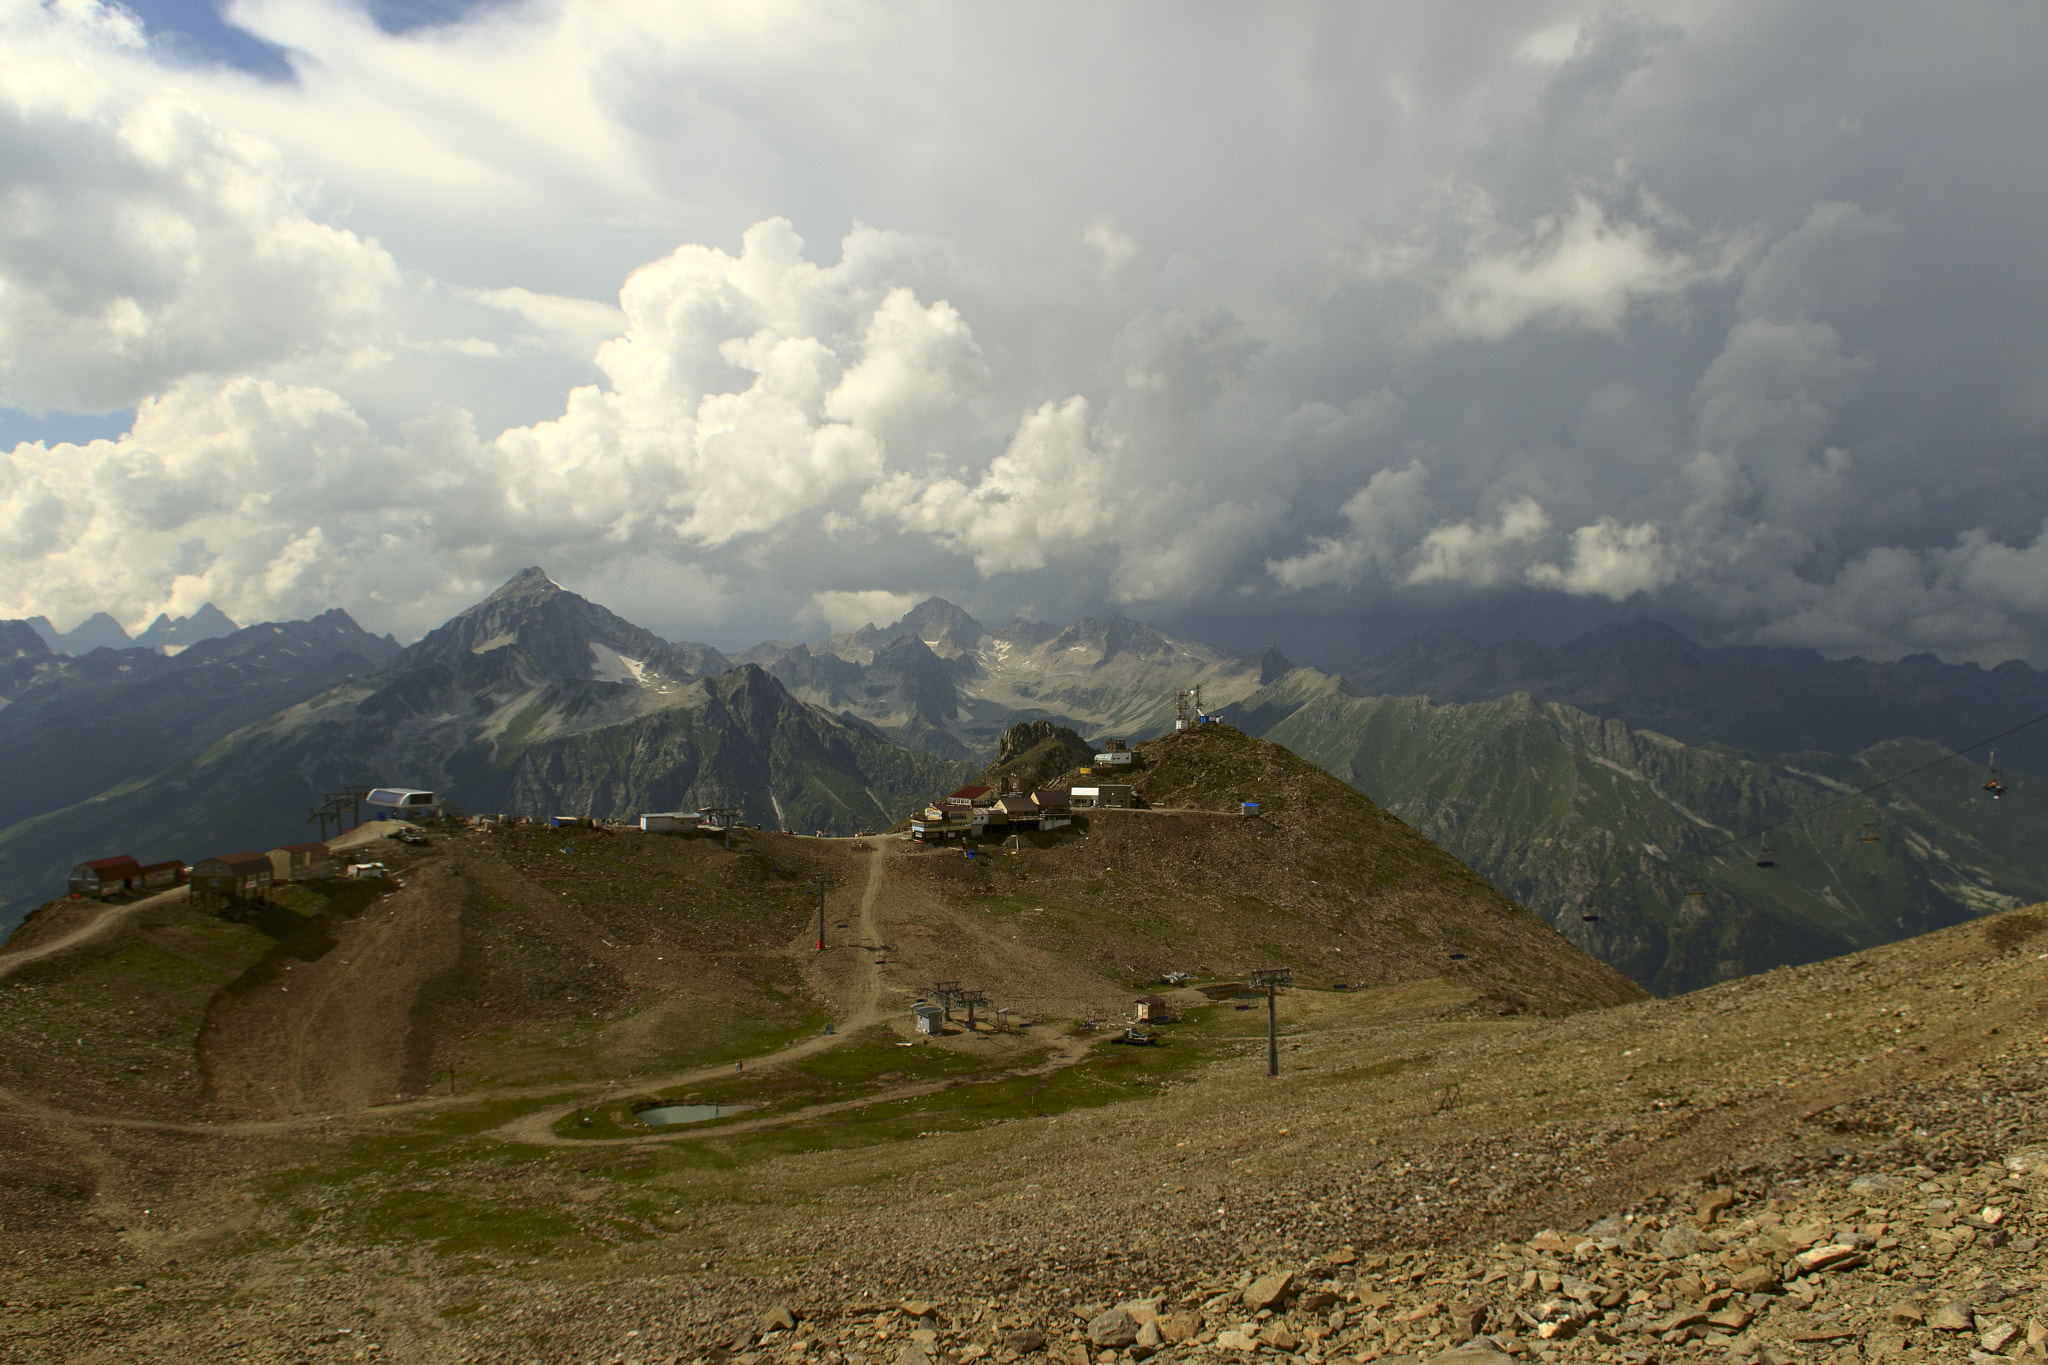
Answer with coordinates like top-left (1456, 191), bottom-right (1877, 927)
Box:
top-left (1037, 612), bottom-right (1179, 665)
top-left (1251, 645), bottom-right (1294, 685)
top-left (0, 619), bottom-right (52, 661)
top-left (135, 602), bottom-right (239, 650)
top-left (991, 618), bottom-right (1062, 648)
top-left (34, 610), bottom-right (133, 655)
top-left (484, 566), bottom-right (565, 603)
top-left (398, 566), bottom-right (730, 684)
top-left (883, 597), bottom-right (986, 656)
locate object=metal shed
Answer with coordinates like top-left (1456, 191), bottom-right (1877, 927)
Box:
top-left (68, 856), bottom-right (143, 899)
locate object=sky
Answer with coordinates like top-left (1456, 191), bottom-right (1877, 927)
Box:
top-left (3, 0), bottom-right (2047, 665)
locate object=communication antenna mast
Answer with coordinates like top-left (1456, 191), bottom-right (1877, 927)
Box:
top-left (1175, 685), bottom-right (1204, 731)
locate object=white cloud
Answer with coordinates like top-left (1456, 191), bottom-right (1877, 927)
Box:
top-left (824, 287), bottom-right (987, 435)
top-left (1406, 498), bottom-right (1553, 589)
top-left (865, 395), bottom-right (1116, 575)
top-left (1267, 460), bottom-right (1431, 589)
top-left (3, 1), bottom-right (2047, 665)
top-left (1528, 517), bottom-right (1676, 599)
top-left (465, 286), bottom-right (628, 357)
top-left (804, 589), bottom-right (922, 636)
top-left (1433, 193), bottom-right (1742, 342)
top-left (1083, 220), bottom-right (1137, 271)
top-left (0, 73), bottom-right (399, 410)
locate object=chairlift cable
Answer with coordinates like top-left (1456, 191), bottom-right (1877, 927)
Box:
top-left (1686, 706), bottom-right (2048, 864)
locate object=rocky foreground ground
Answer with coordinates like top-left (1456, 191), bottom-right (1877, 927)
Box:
top-left (13, 909), bottom-right (2048, 1365)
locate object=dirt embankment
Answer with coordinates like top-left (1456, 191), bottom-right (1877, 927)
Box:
top-left (197, 864), bottom-right (464, 1118)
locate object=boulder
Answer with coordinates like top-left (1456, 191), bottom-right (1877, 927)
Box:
top-left (1730, 1266), bottom-right (1780, 1294)
top-left (760, 1305), bottom-right (799, 1333)
top-left (1243, 1270), bottom-right (1294, 1311)
top-left (1657, 1224), bottom-right (1703, 1258)
top-left (1932, 1303), bottom-right (1979, 1333)
top-left (1087, 1309), bottom-right (1139, 1349)
top-left (1262, 1324), bottom-right (1301, 1352)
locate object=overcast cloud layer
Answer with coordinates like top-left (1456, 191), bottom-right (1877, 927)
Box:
top-left (2, 0), bottom-right (2046, 663)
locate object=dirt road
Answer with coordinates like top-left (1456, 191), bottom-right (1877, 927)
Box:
top-left (491, 835), bottom-right (903, 1146)
top-left (0, 886), bottom-right (192, 981)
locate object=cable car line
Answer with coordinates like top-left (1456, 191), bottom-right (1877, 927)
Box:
top-left (1684, 705), bottom-right (2048, 866)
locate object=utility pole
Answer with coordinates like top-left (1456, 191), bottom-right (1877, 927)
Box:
top-left (930, 980), bottom-right (960, 1020)
top-left (1251, 967), bottom-right (1293, 1076)
top-left (808, 874), bottom-right (835, 950)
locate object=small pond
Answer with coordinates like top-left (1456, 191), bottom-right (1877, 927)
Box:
top-left (634, 1102), bottom-right (759, 1127)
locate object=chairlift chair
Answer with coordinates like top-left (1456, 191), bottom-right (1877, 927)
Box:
top-left (1984, 751), bottom-right (2007, 800)
top-left (1684, 880), bottom-right (1708, 904)
top-left (1858, 808), bottom-right (1882, 845)
top-left (1755, 840), bottom-right (1777, 869)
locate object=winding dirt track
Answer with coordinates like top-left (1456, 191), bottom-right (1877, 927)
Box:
top-left (493, 833), bottom-right (950, 1147)
top-left (0, 886), bottom-right (190, 981)
top-left (0, 833), bottom-right (1108, 1152)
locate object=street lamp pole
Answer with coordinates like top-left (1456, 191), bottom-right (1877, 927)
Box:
top-left (1251, 968), bottom-right (1293, 1077)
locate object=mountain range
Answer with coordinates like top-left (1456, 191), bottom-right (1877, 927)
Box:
top-left (0, 571), bottom-right (967, 927)
top-left (1351, 620), bottom-right (2048, 774)
top-left (25, 602), bottom-right (242, 655)
top-left (0, 573), bottom-right (2040, 996)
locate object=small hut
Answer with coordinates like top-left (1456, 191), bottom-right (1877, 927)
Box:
top-left (1134, 995), bottom-right (1172, 1023)
top-left (68, 856), bottom-right (143, 899)
top-left (267, 842), bottom-right (332, 882)
top-left (192, 852), bottom-right (274, 902)
top-left (913, 1003), bottom-right (947, 1036)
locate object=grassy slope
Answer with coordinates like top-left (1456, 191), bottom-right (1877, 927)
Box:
top-left (926, 725), bottom-right (1644, 1015)
top-left (1248, 672), bottom-right (2048, 993)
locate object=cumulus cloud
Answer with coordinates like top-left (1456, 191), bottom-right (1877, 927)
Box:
top-left (803, 589), bottom-right (925, 636)
top-left (3, 1), bottom-right (2047, 666)
top-left (1434, 193), bottom-right (1743, 342)
top-left (864, 395), bottom-right (1115, 575)
top-left (1268, 460), bottom-right (1431, 589)
top-left (0, 5), bottom-right (398, 412)
top-left (1406, 497), bottom-right (1554, 589)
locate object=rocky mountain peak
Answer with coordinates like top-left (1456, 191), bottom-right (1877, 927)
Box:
top-left (30, 611), bottom-right (132, 655)
top-left (135, 603), bottom-right (239, 651)
top-left (1252, 645), bottom-right (1294, 685)
top-left (0, 620), bottom-right (52, 662)
top-left (884, 597), bottom-right (986, 658)
top-left (484, 566), bottom-right (564, 604)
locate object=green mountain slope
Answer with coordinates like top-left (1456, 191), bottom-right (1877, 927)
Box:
top-left (1244, 671), bottom-right (2046, 993)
